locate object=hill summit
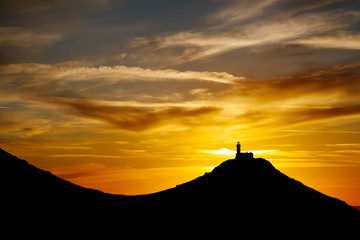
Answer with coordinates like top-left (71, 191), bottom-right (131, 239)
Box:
top-left (0, 147), bottom-right (359, 237)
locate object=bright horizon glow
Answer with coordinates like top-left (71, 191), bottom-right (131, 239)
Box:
top-left (197, 148), bottom-right (236, 155)
top-left (197, 148), bottom-right (277, 156)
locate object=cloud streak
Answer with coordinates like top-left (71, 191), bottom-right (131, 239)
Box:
top-left (0, 27), bottom-right (62, 47)
top-left (47, 97), bottom-right (221, 131)
top-left (0, 63), bottom-right (241, 84)
top-left (128, 9), bottom-right (358, 64)
top-left (294, 32), bottom-right (360, 50)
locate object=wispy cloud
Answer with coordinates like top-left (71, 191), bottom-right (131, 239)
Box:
top-left (210, 0), bottom-right (276, 24)
top-left (127, 9), bottom-right (357, 64)
top-left (0, 62), bottom-right (241, 84)
top-left (294, 32), bottom-right (360, 50)
top-left (210, 0), bottom-right (343, 25)
top-left (49, 97), bottom-right (221, 131)
top-left (0, 27), bottom-right (61, 48)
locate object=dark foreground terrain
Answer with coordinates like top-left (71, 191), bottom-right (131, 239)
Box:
top-left (1, 148), bottom-right (359, 238)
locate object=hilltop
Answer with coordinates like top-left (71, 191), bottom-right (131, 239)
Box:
top-left (0, 148), bottom-right (359, 238)
top-left (134, 158), bottom-right (360, 234)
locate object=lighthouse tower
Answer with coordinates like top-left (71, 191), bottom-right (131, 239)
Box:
top-left (235, 141), bottom-right (253, 160)
top-left (236, 141), bottom-right (241, 158)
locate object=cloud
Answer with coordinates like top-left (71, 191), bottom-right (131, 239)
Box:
top-left (33, 63), bottom-right (358, 132)
top-left (210, 0), bottom-right (342, 25)
top-left (210, 0), bottom-right (276, 24)
top-left (47, 97), bottom-right (221, 131)
top-left (50, 162), bottom-right (107, 180)
top-left (129, 10), bottom-right (357, 63)
top-left (222, 64), bottom-right (360, 130)
top-left (294, 32), bottom-right (360, 50)
top-left (0, 0), bottom-right (108, 13)
top-left (0, 62), bottom-right (241, 84)
top-left (0, 27), bottom-right (62, 47)
top-left (0, 109), bottom-right (52, 137)
top-left (189, 88), bottom-right (213, 98)
top-left (0, 61), bottom-right (232, 132)
top-left (1, 61), bottom-right (359, 135)
top-left (267, 0), bottom-right (343, 16)
top-left (234, 64), bottom-right (360, 103)
top-left (278, 105), bottom-right (360, 126)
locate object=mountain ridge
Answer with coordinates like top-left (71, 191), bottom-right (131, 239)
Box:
top-left (0, 148), bottom-right (127, 208)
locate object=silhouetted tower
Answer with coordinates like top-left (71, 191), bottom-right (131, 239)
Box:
top-left (236, 141), bottom-right (241, 159)
top-left (235, 141), bottom-right (254, 160)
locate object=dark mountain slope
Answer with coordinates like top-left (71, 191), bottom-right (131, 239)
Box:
top-left (135, 158), bottom-right (360, 236)
top-left (0, 148), bottom-right (126, 208)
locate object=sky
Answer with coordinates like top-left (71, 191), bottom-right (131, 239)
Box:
top-left (0, 0), bottom-right (360, 205)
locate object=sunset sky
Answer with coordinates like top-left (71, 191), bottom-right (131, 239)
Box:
top-left (1, 0), bottom-right (360, 205)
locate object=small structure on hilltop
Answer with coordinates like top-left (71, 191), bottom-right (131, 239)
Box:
top-left (235, 141), bottom-right (253, 160)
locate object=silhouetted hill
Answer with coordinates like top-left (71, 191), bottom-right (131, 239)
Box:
top-left (1, 148), bottom-right (359, 238)
top-left (135, 158), bottom-right (360, 237)
top-left (0, 148), bottom-right (126, 208)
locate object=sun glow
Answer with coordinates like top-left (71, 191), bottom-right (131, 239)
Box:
top-left (197, 148), bottom-right (236, 155)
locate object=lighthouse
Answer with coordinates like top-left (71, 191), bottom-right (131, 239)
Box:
top-left (236, 141), bottom-right (241, 156)
top-left (235, 141), bottom-right (253, 160)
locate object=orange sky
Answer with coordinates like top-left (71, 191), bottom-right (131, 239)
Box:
top-left (0, 0), bottom-right (360, 205)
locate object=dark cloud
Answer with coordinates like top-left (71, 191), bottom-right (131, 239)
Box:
top-left (55, 171), bottom-right (96, 180)
top-left (238, 104), bottom-right (360, 130)
top-left (0, 112), bottom-right (19, 129)
top-left (235, 64), bottom-right (360, 102)
top-left (1, 0), bottom-right (92, 12)
top-left (285, 104), bottom-right (360, 125)
top-left (49, 98), bottom-right (221, 131)
top-left (268, 0), bottom-right (343, 14)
